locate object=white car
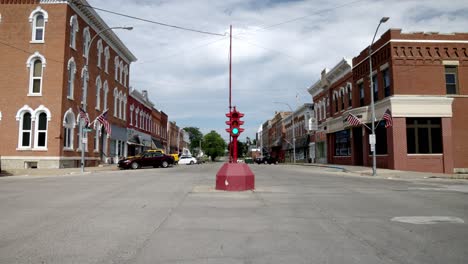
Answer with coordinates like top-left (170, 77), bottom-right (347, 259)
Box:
top-left (178, 156), bottom-right (197, 165)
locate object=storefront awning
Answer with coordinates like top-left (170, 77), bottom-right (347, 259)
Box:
top-left (152, 138), bottom-right (164, 149)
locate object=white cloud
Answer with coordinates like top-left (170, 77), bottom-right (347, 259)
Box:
top-left (88, 0), bottom-right (468, 140)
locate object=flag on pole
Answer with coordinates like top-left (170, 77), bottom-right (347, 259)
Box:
top-left (383, 109), bottom-right (393, 128)
top-left (78, 107), bottom-right (90, 126)
top-left (96, 109), bottom-right (111, 135)
top-left (346, 113), bottom-right (362, 126)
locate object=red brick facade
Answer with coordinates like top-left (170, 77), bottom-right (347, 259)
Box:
top-left (0, 1), bottom-right (136, 168)
top-left (308, 29), bottom-right (468, 173)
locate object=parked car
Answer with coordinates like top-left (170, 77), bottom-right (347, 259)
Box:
top-left (178, 155), bottom-right (197, 165)
top-left (118, 152), bottom-right (174, 169)
top-left (255, 156), bottom-right (278, 165)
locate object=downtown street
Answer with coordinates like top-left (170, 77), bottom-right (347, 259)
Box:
top-left (0, 164), bottom-right (467, 264)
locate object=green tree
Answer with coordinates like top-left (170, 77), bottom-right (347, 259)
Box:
top-left (237, 140), bottom-right (249, 157)
top-left (183, 127), bottom-right (203, 155)
top-left (203, 130), bottom-right (227, 161)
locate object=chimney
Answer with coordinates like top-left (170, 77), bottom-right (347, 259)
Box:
top-left (142, 90), bottom-right (148, 99)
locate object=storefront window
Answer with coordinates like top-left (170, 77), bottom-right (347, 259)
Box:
top-left (335, 130), bottom-right (351, 156)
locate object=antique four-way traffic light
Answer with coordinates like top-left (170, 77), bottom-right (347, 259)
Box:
top-left (225, 107), bottom-right (244, 162)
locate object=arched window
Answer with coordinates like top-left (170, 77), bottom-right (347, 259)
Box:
top-left (123, 96), bottom-right (127, 121)
top-left (103, 81), bottom-right (109, 110)
top-left (83, 27), bottom-right (91, 59)
top-left (81, 67), bottom-right (89, 108)
top-left (118, 91), bottom-right (123, 119)
top-left (113, 88), bottom-right (118, 117)
top-left (119, 61), bottom-right (124, 83)
top-left (26, 52), bottom-right (46, 96)
top-left (69, 15), bottom-right (78, 49)
top-left (135, 108), bottom-right (139, 128)
top-left (63, 109), bottom-right (75, 150)
top-left (67, 57), bottom-right (76, 99)
top-left (35, 112), bottom-right (48, 148)
top-left (123, 65), bottom-right (128, 87)
top-left (97, 39), bottom-right (103, 68)
top-left (95, 76), bottom-right (102, 110)
top-left (104, 47), bottom-right (110, 73)
top-left (129, 104), bottom-right (134, 125)
top-left (114, 56), bottom-right (120, 80)
top-left (347, 83), bottom-right (352, 108)
top-left (140, 111), bottom-right (144, 129)
top-left (19, 111), bottom-right (33, 148)
top-left (29, 7), bottom-right (48, 43)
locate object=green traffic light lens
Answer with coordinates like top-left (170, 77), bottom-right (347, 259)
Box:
top-left (232, 128), bottom-right (239, 135)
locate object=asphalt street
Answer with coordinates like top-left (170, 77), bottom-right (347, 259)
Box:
top-left (0, 163), bottom-right (467, 264)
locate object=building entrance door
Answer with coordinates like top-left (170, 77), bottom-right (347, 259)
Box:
top-left (353, 127), bottom-right (363, 166)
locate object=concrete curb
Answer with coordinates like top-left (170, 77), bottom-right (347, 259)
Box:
top-left (284, 162), bottom-right (468, 180)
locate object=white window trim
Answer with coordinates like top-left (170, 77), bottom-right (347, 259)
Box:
top-left (67, 57), bottom-right (76, 100)
top-left (69, 15), bottom-right (79, 50)
top-left (135, 108), bottom-right (139, 128)
top-left (62, 108), bottom-right (76, 151)
top-left (123, 65), bottom-right (128, 87)
top-left (129, 104), bottom-right (134, 125)
top-left (123, 96), bottom-right (127, 121)
top-left (103, 81), bottom-right (109, 111)
top-left (95, 76), bottom-right (102, 110)
top-left (26, 51), bottom-right (46, 96)
top-left (113, 88), bottom-right (118, 117)
top-left (17, 108), bottom-right (33, 150)
top-left (104, 47), bottom-right (110, 73)
top-left (94, 123), bottom-right (101, 152)
top-left (119, 61), bottom-right (124, 84)
top-left (83, 27), bottom-right (91, 59)
top-left (114, 56), bottom-right (120, 80)
top-left (118, 91), bottom-right (123, 119)
top-left (97, 39), bottom-right (103, 68)
top-left (34, 111), bottom-right (49, 150)
top-left (29, 7), bottom-right (48, 43)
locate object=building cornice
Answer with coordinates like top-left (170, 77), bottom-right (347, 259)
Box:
top-left (64, 0), bottom-right (137, 63)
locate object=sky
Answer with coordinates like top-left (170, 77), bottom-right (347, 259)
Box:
top-left (87, 0), bottom-right (468, 141)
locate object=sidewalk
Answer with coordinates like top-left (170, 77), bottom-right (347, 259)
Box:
top-left (0, 164), bottom-right (119, 177)
top-left (291, 162), bottom-right (468, 180)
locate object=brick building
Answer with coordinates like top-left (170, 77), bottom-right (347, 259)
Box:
top-left (283, 103), bottom-right (314, 163)
top-left (308, 29), bottom-right (468, 173)
top-left (127, 89), bottom-right (153, 156)
top-left (0, 0), bottom-right (136, 169)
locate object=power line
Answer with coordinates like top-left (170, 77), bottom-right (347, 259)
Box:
top-left (73, 1), bottom-right (226, 37)
top-left (234, 0), bottom-right (367, 37)
top-left (0, 39), bottom-right (64, 64)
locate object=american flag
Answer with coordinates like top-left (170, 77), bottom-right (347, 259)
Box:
top-left (96, 109), bottom-right (111, 135)
top-left (78, 107), bottom-right (89, 126)
top-left (347, 113), bottom-right (362, 126)
top-left (383, 109), bottom-right (393, 128)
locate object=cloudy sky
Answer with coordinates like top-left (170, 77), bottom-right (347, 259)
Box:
top-left (87, 0), bottom-right (468, 141)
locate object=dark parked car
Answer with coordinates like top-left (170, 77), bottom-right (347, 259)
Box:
top-left (255, 156), bottom-right (278, 165)
top-left (118, 152), bottom-right (174, 169)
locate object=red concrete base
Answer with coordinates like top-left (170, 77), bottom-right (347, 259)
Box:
top-left (216, 163), bottom-right (255, 191)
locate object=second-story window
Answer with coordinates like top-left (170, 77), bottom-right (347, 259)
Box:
top-left (103, 81), bottom-right (109, 110)
top-left (67, 57), bottom-right (76, 99)
top-left (445, 66), bottom-right (458, 94)
top-left (95, 76), bottom-right (102, 110)
top-left (347, 84), bottom-right (352, 108)
top-left (340, 90), bottom-right (344, 110)
top-left (26, 52), bottom-right (46, 96)
top-left (372, 75), bottom-right (379, 102)
top-left (383, 68), bottom-right (391, 97)
top-left (359, 82), bottom-right (364, 106)
top-left (81, 68), bottom-right (89, 108)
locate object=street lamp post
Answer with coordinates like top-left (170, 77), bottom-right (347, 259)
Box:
top-left (274, 102), bottom-right (295, 163)
top-left (80, 26), bottom-right (133, 173)
top-left (369, 17), bottom-right (389, 176)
